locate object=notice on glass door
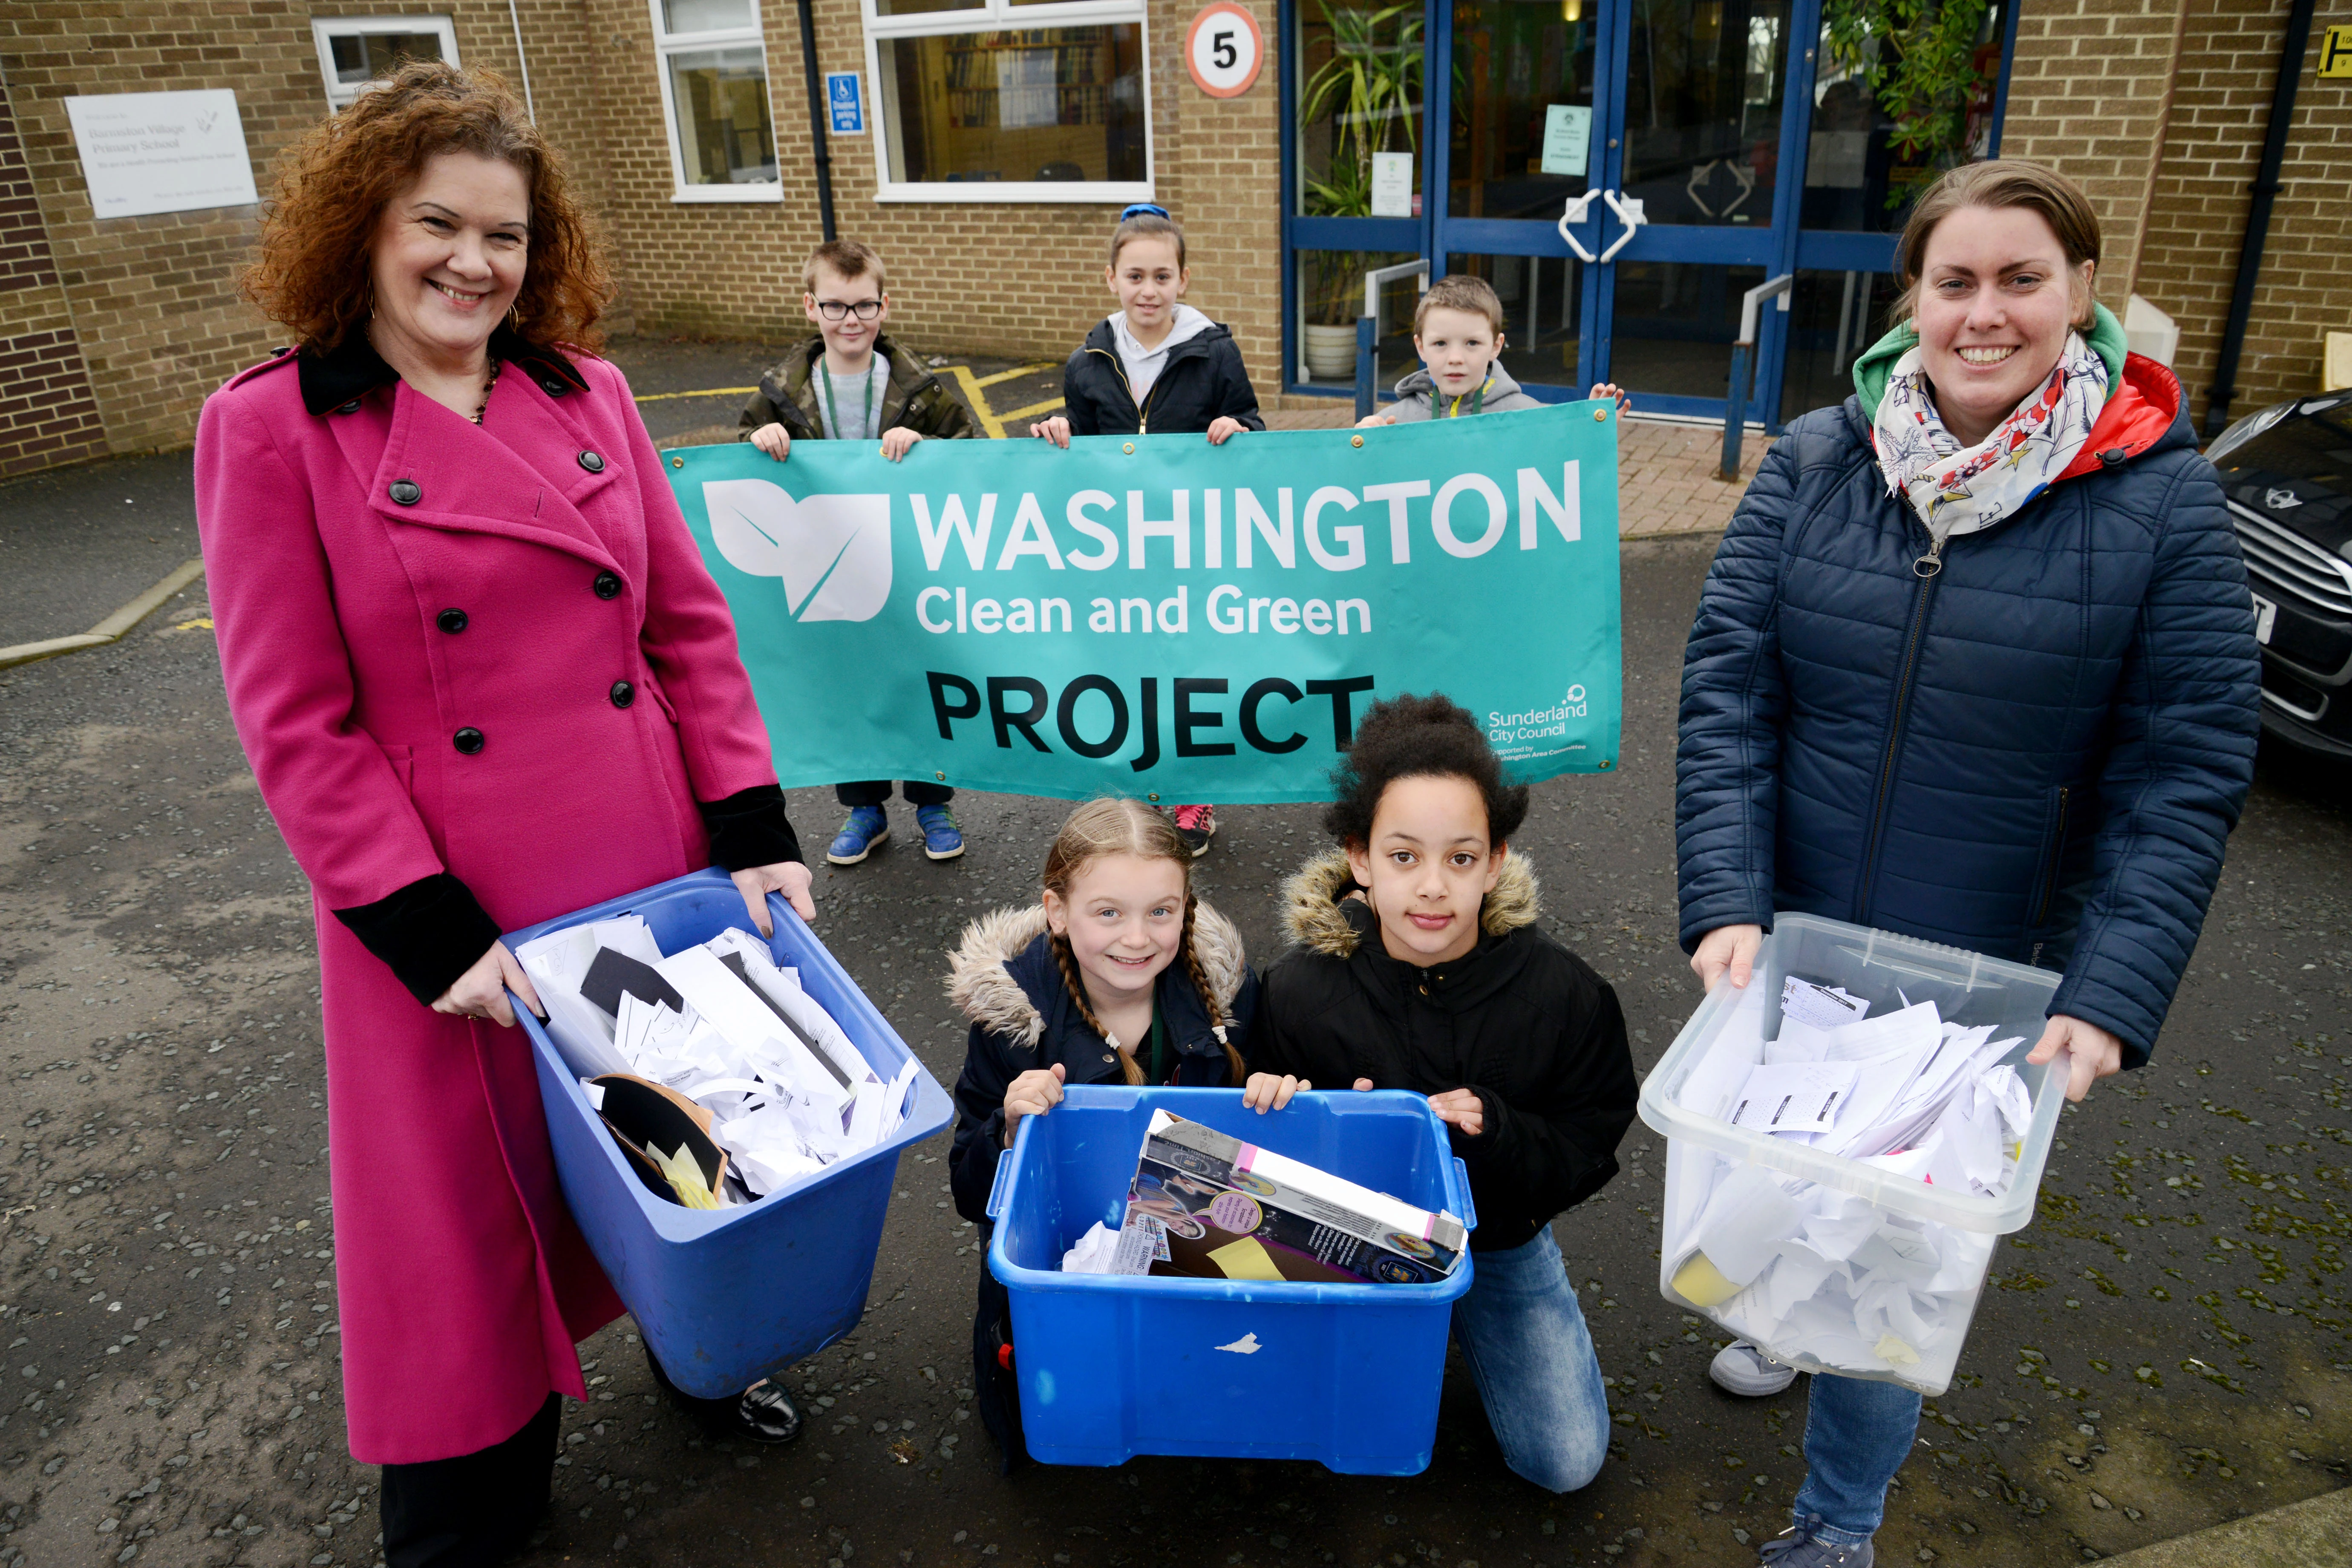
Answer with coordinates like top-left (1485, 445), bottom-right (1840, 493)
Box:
top-left (1369, 151), bottom-right (1414, 217)
top-left (1540, 104), bottom-right (1592, 178)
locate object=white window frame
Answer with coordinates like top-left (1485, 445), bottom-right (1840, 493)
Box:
top-left (648, 0), bottom-right (786, 203)
top-left (860, 0), bottom-right (1153, 203)
top-left (310, 14), bottom-right (460, 110)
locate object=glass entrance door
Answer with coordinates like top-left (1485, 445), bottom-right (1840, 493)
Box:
top-left (1433, 0), bottom-right (1813, 420)
top-left (1282, 0), bottom-right (2015, 423)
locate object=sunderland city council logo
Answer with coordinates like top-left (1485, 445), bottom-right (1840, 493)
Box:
top-left (703, 478), bottom-right (892, 623)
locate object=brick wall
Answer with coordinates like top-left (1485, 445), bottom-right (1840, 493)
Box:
top-left (551, 0), bottom-right (1285, 401)
top-left (0, 1), bottom-right (561, 466)
top-left (1998, 0), bottom-right (2191, 315)
top-left (2133, 0), bottom-right (2352, 425)
top-left (0, 74), bottom-right (107, 478)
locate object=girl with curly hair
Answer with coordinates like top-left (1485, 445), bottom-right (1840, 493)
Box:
top-left (1242, 692), bottom-right (1637, 1494)
top-left (196, 61), bottom-right (813, 1565)
top-left (943, 797), bottom-right (1257, 1466)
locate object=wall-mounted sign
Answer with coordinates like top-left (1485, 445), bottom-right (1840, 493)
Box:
top-left (1185, 3), bottom-right (1264, 99)
top-left (65, 89), bottom-right (257, 219)
top-left (1369, 151), bottom-right (1413, 217)
top-left (825, 72), bottom-right (864, 134)
top-left (2319, 25), bottom-right (2352, 78)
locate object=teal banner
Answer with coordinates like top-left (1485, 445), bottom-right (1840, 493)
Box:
top-left (669, 402), bottom-right (1623, 802)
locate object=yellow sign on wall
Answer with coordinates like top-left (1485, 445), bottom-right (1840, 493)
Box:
top-left (2320, 24), bottom-right (2352, 78)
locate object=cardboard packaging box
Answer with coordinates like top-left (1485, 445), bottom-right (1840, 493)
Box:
top-left (1123, 1110), bottom-right (1466, 1285)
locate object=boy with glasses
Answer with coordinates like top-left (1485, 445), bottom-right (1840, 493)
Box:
top-left (739, 238), bottom-right (979, 865)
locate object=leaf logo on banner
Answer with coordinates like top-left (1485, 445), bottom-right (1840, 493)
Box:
top-left (702, 478), bottom-right (892, 623)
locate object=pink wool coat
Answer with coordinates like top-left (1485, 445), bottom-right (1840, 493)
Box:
top-left (194, 344), bottom-right (781, 1464)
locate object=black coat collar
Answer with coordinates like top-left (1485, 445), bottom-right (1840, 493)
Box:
top-left (297, 324), bottom-right (591, 415)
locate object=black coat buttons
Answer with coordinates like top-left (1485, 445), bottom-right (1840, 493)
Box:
top-left (2100, 447), bottom-right (2128, 467)
top-left (452, 727), bottom-right (485, 755)
top-left (610, 680), bottom-right (635, 709)
top-left (577, 450), bottom-right (605, 473)
top-left (335, 399), bottom-right (362, 415)
top-left (437, 608), bottom-right (469, 634)
top-left (389, 479), bottom-right (422, 506)
top-left (593, 571), bottom-right (623, 600)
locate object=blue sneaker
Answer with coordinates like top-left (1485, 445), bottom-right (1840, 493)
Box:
top-left (916, 804), bottom-right (966, 861)
top-left (827, 805), bottom-right (889, 865)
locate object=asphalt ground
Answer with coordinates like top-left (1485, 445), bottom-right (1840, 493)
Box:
top-left (0, 347), bottom-right (2346, 1568)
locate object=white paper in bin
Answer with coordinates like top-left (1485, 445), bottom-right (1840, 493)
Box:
top-left (1636, 914), bottom-right (2073, 1394)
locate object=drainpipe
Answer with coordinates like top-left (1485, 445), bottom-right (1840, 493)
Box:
top-left (2203, 0), bottom-right (2317, 437)
top-left (796, 0), bottom-right (839, 242)
top-left (506, 0), bottom-right (536, 119)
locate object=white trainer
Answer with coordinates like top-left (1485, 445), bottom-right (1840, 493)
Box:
top-left (1709, 1339), bottom-right (1799, 1396)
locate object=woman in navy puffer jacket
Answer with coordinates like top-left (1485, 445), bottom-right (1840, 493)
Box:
top-left (1677, 162), bottom-right (2260, 1568)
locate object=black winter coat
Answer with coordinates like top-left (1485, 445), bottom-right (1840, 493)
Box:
top-left (1060, 318), bottom-right (1267, 438)
top-left (943, 899), bottom-right (1255, 1471)
top-left (1253, 852), bottom-right (1636, 1253)
top-left (1675, 355), bottom-right (2261, 1065)
top-left (945, 901), bottom-right (1257, 1229)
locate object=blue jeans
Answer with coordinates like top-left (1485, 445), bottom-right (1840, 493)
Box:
top-left (1792, 1372), bottom-right (1923, 1544)
top-left (1450, 1227), bottom-right (1610, 1493)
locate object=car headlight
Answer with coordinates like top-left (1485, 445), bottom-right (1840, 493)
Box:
top-left (2205, 400), bottom-right (2297, 465)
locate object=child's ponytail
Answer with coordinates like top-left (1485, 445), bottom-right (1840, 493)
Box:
top-left (1179, 894), bottom-right (1246, 1085)
top-left (1049, 927), bottom-right (1147, 1087)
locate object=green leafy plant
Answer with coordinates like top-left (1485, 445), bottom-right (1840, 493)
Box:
top-left (1822, 0), bottom-right (1993, 203)
top-left (1298, 0), bottom-right (1423, 322)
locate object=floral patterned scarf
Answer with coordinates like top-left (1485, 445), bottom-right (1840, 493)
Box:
top-left (1871, 330), bottom-right (2109, 548)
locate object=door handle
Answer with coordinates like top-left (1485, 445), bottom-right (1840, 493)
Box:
top-left (1599, 189), bottom-right (1646, 264)
top-left (1556, 190), bottom-right (1601, 263)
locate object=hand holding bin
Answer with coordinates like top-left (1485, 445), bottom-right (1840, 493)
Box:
top-left (1638, 913), bottom-right (2072, 1396)
top-left (986, 1085), bottom-right (1476, 1475)
top-left (504, 868), bottom-right (953, 1399)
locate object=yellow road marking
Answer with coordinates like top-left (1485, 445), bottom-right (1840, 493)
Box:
top-left (633, 386), bottom-right (758, 403)
top-left (635, 360), bottom-right (1063, 436)
top-left (172, 618), bottom-right (215, 632)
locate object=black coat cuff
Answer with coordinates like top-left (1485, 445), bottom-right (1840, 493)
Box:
top-left (333, 872), bottom-right (503, 1006)
top-left (700, 783), bottom-right (803, 872)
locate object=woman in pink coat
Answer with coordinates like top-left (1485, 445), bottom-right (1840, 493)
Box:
top-left (195, 63), bottom-right (814, 1565)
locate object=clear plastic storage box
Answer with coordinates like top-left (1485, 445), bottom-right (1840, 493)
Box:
top-left (1637, 914), bottom-right (2071, 1395)
top-left (506, 869), bottom-right (952, 1398)
top-left (987, 1086), bottom-right (1476, 1473)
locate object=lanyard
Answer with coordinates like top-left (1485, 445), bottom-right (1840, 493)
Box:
top-left (1444, 378), bottom-right (1490, 419)
top-left (819, 357), bottom-right (880, 441)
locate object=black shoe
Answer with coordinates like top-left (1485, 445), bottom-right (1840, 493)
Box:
top-left (646, 1347), bottom-right (803, 1444)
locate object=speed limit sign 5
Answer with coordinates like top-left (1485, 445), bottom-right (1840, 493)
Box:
top-left (1185, 2), bottom-right (1263, 98)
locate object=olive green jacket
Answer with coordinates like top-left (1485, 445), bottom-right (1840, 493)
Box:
top-left (735, 334), bottom-right (979, 444)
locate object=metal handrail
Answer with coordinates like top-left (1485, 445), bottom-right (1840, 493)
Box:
top-left (1355, 259), bottom-right (1430, 419)
top-left (1720, 273), bottom-right (1794, 481)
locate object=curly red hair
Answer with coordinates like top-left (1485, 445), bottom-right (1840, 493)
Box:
top-left (242, 61), bottom-right (609, 355)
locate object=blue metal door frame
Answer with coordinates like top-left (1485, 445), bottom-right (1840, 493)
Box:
top-left (1277, 0), bottom-right (2013, 424)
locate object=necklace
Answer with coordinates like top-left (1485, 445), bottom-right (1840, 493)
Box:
top-left (470, 359), bottom-right (501, 426)
top-left (819, 356), bottom-right (879, 441)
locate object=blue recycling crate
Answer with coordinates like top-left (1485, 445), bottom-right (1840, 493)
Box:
top-left (986, 1086), bottom-right (1477, 1474)
top-left (505, 868), bottom-right (952, 1398)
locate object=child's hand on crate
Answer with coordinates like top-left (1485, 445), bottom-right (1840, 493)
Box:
top-left (1242, 1072), bottom-right (1374, 1111)
top-left (1427, 1087), bottom-right (1485, 1137)
top-left (1003, 1062), bottom-right (1067, 1147)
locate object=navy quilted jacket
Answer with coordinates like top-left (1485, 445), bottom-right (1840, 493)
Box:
top-left (1675, 356), bottom-right (2261, 1066)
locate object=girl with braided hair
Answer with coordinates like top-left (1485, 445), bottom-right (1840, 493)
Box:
top-left (944, 796), bottom-right (1257, 1467)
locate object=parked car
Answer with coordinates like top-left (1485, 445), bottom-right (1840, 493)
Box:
top-left (2206, 394), bottom-right (2352, 760)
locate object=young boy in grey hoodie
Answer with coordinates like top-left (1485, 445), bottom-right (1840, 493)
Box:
top-left (1360, 273), bottom-right (1624, 424)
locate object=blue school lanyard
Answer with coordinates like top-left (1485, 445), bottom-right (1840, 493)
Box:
top-left (819, 359), bottom-right (879, 441)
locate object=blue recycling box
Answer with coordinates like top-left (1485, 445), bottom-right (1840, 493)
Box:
top-left (986, 1086), bottom-right (1477, 1474)
top-left (505, 868), bottom-right (952, 1398)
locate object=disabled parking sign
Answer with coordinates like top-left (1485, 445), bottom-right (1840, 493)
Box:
top-left (825, 72), bottom-right (862, 134)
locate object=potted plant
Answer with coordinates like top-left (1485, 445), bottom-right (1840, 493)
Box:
top-left (1297, 0), bottom-right (1422, 378)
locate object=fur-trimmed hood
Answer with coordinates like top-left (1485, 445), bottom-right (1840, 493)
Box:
top-left (1278, 847), bottom-right (1542, 959)
top-left (945, 899), bottom-right (1250, 1048)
